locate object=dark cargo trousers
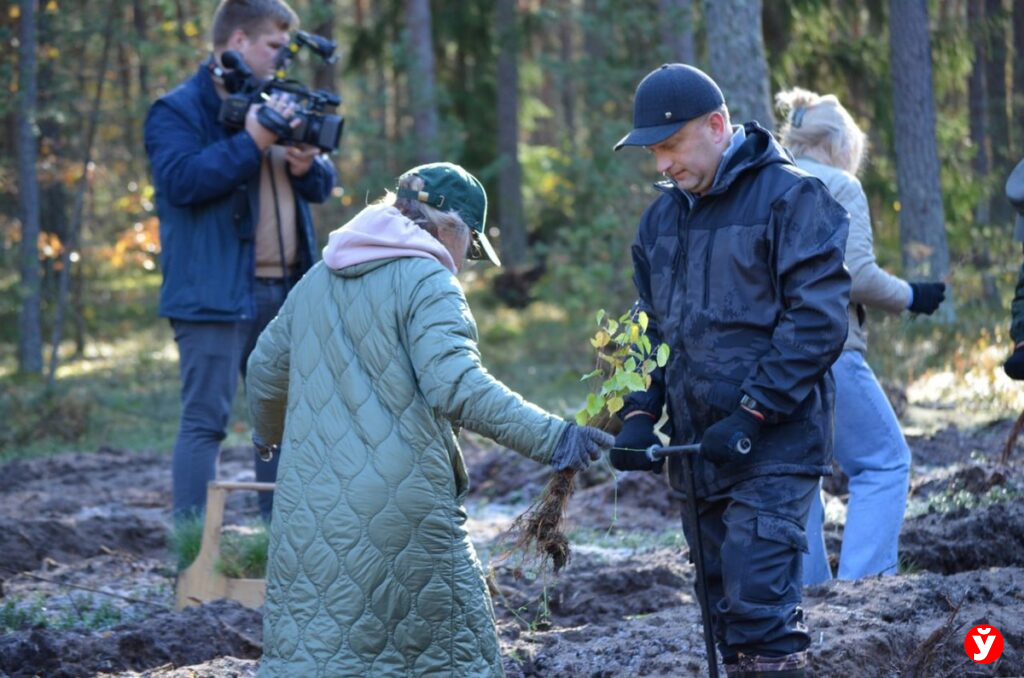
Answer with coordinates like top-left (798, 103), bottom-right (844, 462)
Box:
top-left (675, 474), bottom-right (818, 663)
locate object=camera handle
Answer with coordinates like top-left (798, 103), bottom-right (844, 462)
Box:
top-left (256, 105), bottom-right (293, 139)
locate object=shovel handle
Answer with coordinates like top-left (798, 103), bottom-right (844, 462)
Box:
top-left (647, 437), bottom-right (752, 462)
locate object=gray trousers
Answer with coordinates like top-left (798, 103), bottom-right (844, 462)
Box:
top-left (170, 278), bottom-right (292, 522)
top-left (677, 474), bottom-right (817, 662)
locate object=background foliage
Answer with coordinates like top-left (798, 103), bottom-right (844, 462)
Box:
top-left (2, 0), bottom-right (1023, 456)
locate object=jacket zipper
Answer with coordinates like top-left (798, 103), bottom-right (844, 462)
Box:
top-left (703, 227), bottom-right (716, 309)
top-left (668, 200), bottom-right (688, 325)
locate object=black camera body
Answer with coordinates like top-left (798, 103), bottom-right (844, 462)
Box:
top-left (217, 31), bottom-right (344, 152)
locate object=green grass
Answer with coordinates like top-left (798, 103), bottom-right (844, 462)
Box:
top-left (216, 524), bottom-right (269, 579)
top-left (167, 517), bottom-right (269, 579)
top-left (0, 594), bottom-right (125, 632)
top-left (167, 516), bottom-right (204, 572)
top-left (905, 482), bottom-right (1022, 519)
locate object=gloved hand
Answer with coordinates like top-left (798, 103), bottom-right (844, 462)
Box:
top-left (609, 414), bottom-right (664, 473)
top-left (700, 408), bottom-right (762, 466)
top-left (550, 424), bottom-right (614, 471)
top-left (1004, 343), bottom-right (1024, 380)
top-left (908, 282), bottom-right (946, 315)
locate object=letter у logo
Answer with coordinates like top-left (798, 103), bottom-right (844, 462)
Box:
top-left (964, 624), bottom-right (1004, 664)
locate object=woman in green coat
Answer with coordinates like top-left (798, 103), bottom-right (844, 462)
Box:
top-left (246, 162), bottom-right (612, 677)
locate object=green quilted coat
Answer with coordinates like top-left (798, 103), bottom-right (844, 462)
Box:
top-left (246, 256), bottom-right (567, 677)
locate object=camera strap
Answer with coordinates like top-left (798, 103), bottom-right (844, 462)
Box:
top-left (265, 151), bottom-right (292, 294)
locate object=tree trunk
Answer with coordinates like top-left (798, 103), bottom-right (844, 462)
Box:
top-left (703, 0), bottom-right (774, 130)
top-left (969, 0), bottom-right (990, 224)
top-left (496, 0), bottom-right (527, 269)
top-left (404, 0), bottom-right (440, 163)
top-left (888, 0), bottom-right (952, 309)
top-left (969, 0), bottom-right (999, 302)
top-left (559, 0), bottom-right (577, 153)
top-left (132, 0), bottom-right (149, 97)
top-left (659, 0), bottom-right (696, 64)
top-left (16, 0), bottom-right (43, 375)
top-left (986, 0), bottom-right (1012, 222)
top-left (1014, 0), bottom-right (1024, 157)
top-left (311, 9), bottom-right (336, 93)
top-left (48, 5), bottom-right (117, 388)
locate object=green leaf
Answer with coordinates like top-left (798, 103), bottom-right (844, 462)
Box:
top-left (580, 368), bottom-right (602, 382)
top-left (607, 396), bottom-right (624, 414)
top-left (638, 311), bottom-right (649, 333)
top-left (642, 359), bottom-right (657, 374)
top-left (640, 335), bottom-right (652, 354)
top-left (595, 309), bottom-right (606, 326)
top-left (607, 319), bottom-right (619, 335)
top-left (656, 343), bottom-right (670, 367)
top-left (622, 372), bottom-right (647, 392)
top-left (575, 410), bottom-right (589, 426)
top-left (624, 357), bottom-right (637, 373)
top-left (586, 392), bottom-right (604, 416)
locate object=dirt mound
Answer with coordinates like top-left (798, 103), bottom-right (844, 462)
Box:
top-left (120, 656), bottom-right (258, 677)
top-left (567, 470), bottom-right (682, 531)
top-left (497, 563), bottom-right (1024, 677)
top-left (910, 422), bottom-right (1012, 468)
top-left (901, 500), bottom-right (1024, 574)
top-left (0, 513), bottom-right (167, 575)
top-left (493, 549), bottom-right (693, 628)
top-left (0, 599), bottom-right (261, 678)
top-left (804, 568), bottom-right (1023, 677)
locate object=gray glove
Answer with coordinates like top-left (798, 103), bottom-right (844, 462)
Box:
top-left (549, 424), bottom-right (614, 471)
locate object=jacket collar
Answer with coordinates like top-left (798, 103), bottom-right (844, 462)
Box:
top-left (195, 58), bottom-right (224, 122)
top-left (653, 122), bottom-right (792, 204)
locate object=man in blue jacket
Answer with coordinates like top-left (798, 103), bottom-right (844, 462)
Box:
top-left (610, 64), bottom-right (850, 677)
top-left (144, 0), bottom-right (337, 522)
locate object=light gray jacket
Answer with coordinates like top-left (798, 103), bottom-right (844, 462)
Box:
top-left (796, 158), bottom-right (911, 354)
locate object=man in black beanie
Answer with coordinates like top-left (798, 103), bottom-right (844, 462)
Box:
top-left (609, 64), bottom-right (851, 677)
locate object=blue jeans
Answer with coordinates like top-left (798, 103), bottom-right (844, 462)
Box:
top-left (170, 279), bottom-right (291, 522)
top-left (803, 350), bottom-right (911, 584)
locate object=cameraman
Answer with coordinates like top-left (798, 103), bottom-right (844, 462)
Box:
top-left (144, 0), bottom-right (337, 522)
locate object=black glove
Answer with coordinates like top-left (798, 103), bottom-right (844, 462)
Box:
top-left (610, 414), bottom-right (663, 473)
top-left (1005, 344), bottom-right (1024, 380)
top-left (700, 408), bottom-right (762, 466)
top-left (908, 282), bottom-right (946, 315)
top-left (550, 424), bottom-right (614, 471)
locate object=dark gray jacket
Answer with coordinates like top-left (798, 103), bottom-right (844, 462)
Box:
top-left (624, 123), bottom-right (851, 496)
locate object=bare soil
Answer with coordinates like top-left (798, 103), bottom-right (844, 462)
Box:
top-left (0, 417), bottom-right (1022, 677)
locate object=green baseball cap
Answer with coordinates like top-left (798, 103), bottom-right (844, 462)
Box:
top-left (396, 162), bottom-right (501, 266)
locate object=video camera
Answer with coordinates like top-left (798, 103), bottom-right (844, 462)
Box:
top-left (217, 30), bottom-right (344, 152)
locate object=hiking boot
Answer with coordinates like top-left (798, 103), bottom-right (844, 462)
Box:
top-left (730, 651), bottom-right (807, 677)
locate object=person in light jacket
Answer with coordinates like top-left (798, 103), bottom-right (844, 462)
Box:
top-left (246, 162), bottom-right (613, 677)
top-left (776, 87), bottom-right (946, 584)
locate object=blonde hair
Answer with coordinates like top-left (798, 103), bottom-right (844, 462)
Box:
top-left (380, 174), bottom-right (470, 254)
top-left (776, 87), bottom-right (866, 175)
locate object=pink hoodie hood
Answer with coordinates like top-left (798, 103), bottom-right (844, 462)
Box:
top-left (321, 203), bottom-right (457, 274)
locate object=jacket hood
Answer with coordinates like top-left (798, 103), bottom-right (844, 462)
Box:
top-left (322, 203), bottom-right (457, 275)
top-left (655, 122), bottom-right (792, 200)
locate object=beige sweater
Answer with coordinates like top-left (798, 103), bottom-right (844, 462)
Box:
top-left (796, 158), bottom-right (911, 354)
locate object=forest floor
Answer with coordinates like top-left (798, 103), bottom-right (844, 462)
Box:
top-left (0, 402), bottom-right (1022, 677)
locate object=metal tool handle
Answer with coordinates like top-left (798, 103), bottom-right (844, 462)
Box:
top-left (647, 437), bottom-right (752, 462)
